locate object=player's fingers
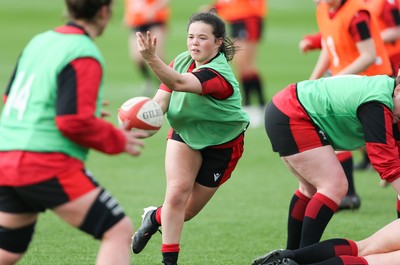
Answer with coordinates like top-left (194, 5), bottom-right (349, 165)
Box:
top-left (130, 130), bottom-right (150, 140)
top-left (100, 109), bottom-right (110, 118)
top-left (121, 120), bottom-right (130, 130)
top-left (152, 35), bottom-right (157, 47)
top-left (146, 31), bottom-right (153, 46)
top-left (136, 32), bottom-right (144, 47)
top-left (126, 145), bottom-right (142, 156)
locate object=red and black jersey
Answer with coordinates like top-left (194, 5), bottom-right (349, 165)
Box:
top-left (358, 102), bottom-right (400, 182)
top-left (4, 22), bottom-right (126, 155)
top-left (0, 23), bottom-right (126, 185)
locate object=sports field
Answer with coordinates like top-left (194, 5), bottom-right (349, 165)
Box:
top-left (0, 1), bottom-right (397, 264)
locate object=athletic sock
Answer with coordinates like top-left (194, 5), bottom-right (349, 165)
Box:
top-left (139, 61), bottom-right (151, 79)
top-left (293, 238), bottom-right (357, 264)
top-left (339, 256), bottom-right (368, 265)
top-left (162, 244), bottom-right (180, 265)
top-left (242, 77), bottom-right (252, 106)
top-left (304, 256), bottom-right (367, 265)
top-left (286, 189), bottom-right (310, 249)
top-left (337, 152), bottom-right (355, 195)
top-left (361, 151), bottom-right (370, 165)
top-left (242, 73), bottom-right (266, 106)
top-left (154, 207), bottom-right (162, 225)
top-left (300, 193), bottom-right (338, 247)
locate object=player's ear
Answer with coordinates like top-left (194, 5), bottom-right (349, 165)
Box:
top-left (394, 83), bottom-right (400, 96)
top-left (97, 4), bottom-right (112, 21)
top-left (216, 37), bottom-right (223, 46)
top-left (395, 86), bottom-right (400, 95)
top-left (395, 75), bottom-right (400, 94)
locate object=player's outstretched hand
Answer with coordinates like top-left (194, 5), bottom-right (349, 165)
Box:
top-left (299, 39), bottom-right (313, 53)
top-left (136, 31), bottom-right (157, 61)
top-left (121, 129), bottom-right (148, 156)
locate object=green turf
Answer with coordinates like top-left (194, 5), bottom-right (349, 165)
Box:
top-left (0, 0), bottom-right (397, 264)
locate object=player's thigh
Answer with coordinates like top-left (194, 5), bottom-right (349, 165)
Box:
top-left (283, 146), bottom-right (348, 202)
top-left (165, 139), bottom-right (202, 189)
top-left (128, 30), bottom-right (143, 61)
top-left (234, 40), bottom-right (258, 61)
top-left (281, 158), bottom-right (316, 197)
top-left (0, 212), bottom-right (37, 229)
top-left (233, 40), bottom-right (258, 73)
top-left (150, 26), bottom-right (167, 58)
top-left (0, 187), bottom-right (38, 228)
top-left (52, 188), bottom-right (101, 227)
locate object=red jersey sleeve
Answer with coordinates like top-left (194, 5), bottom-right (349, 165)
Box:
top-left (394, 122), bottom-right (400, 157)
top-left (349, 10), bottom-right (372, 42)
top-left (55, 57), bottom-right (126, 155)
top-left (192, 68), bottom-right (233, 99)
top-left (302, 32), bottom-right (322, 50)
top-left (381, 0), bottom-right (400, 29)
top-left (358, 103), bottom-right (400, 182)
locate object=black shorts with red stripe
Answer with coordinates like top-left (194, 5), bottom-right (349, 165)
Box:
top-left (229, 16), bottom-right (264, 41)
top-left (168, 130), bottom-right (244, 187)
top-left (264, 85), bottom-right (330, 156)
top-left (0, 168), bottom-right (98, 213)
top-left (132, 22), bottom-right (166, 33)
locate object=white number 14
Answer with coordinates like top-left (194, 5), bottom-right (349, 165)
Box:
top-left (4, 72), bottom-right (34, 120)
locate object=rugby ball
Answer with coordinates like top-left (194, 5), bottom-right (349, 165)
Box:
top-left (118, 96), bottom-right (164, 136)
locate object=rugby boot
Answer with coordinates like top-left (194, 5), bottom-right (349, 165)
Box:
top-left (131, 206), bottom-right (160, 254)
top-left (252, 249), bottom-right (294, 265)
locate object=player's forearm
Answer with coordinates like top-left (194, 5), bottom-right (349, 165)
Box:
top-left (381, 26), bottom-right (400, 43)
top-left (309, 50), bottom-right (330, 80)
top-left (145, 55), bottom-right (185, 90)
top-left (336, 54), bottom-right (375, 76)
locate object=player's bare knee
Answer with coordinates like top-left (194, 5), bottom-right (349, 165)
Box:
top-left (78, 188), bottom-right (127, 239)
top-left (0, 222), bottom-right (35, 254)
top-left (0, 248), bottom-right (23, 265)
top-left (334, 178), bottom-right (349, 198)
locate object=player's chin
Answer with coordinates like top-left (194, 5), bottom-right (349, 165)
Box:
top-left (189, 51), bottom-right (201, 60)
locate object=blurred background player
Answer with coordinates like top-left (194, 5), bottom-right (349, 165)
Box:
top-left (0, 0), bottom-right (147, 264)
top-left (211, 0), bottom-right (267, 128)
top-left (297, 0), bottom-right (393, 212)
top-left (124, 0), bottom-right (170, 96)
